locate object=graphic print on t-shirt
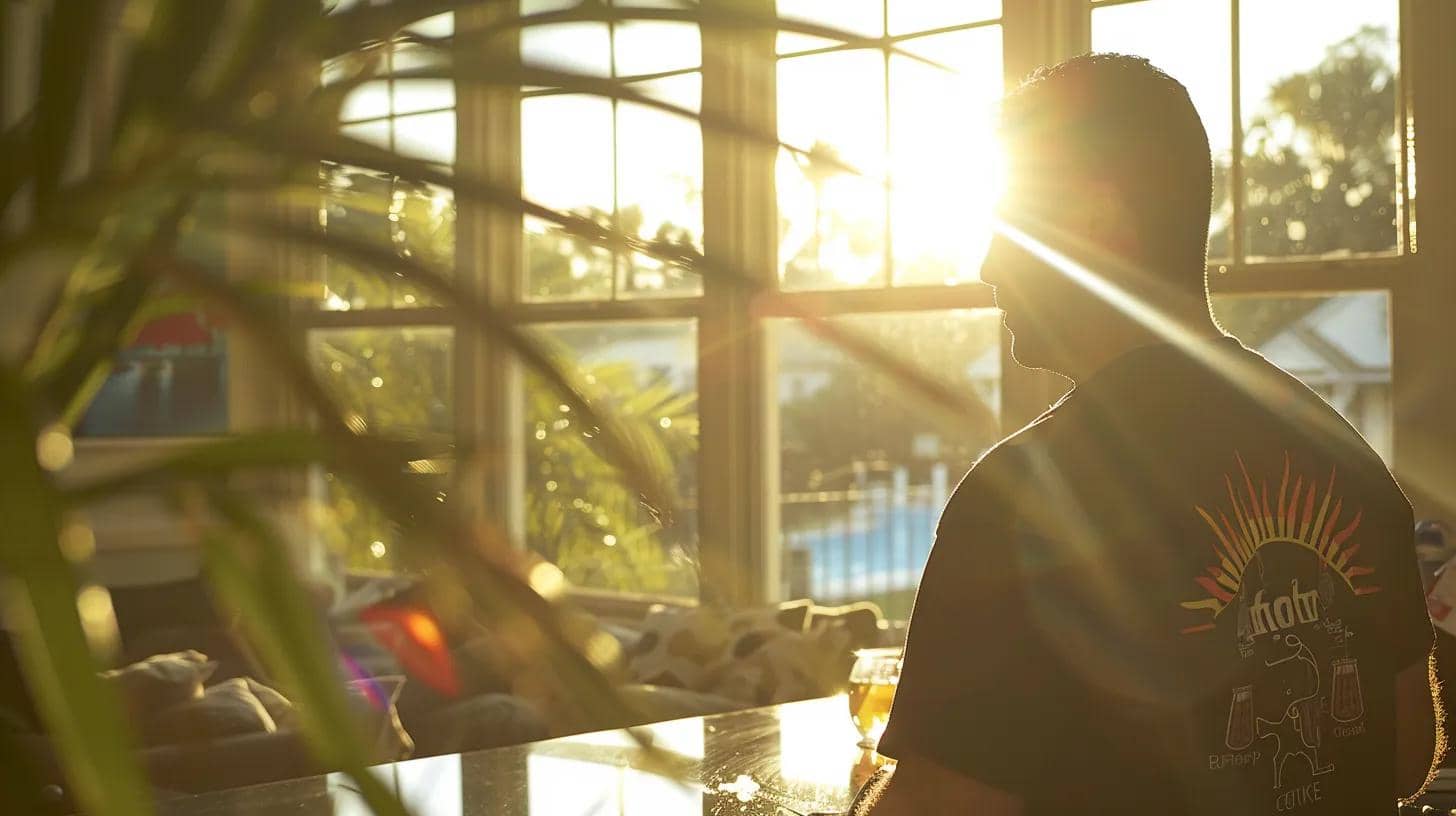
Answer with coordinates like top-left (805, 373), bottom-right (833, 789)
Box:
top-left (1178, 453), bottom-right (1380, 802)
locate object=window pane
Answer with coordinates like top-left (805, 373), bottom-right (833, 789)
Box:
top-left (617, 74), bottom-right (703, 297)
top-left (309, 327), bottom-right (454, 437)
top-left (520, 17), bottom-right (612, 77)
top-left (392, 43), bottom-right (454, 115)
top-left (889, 0), bottom-right (1000, 36)
top-left (524, 321), bottom-right (698, 597)
top-left (320, 167), bottom-right (454, 310)
top-left (1092, 0), bottom-right (1233, 260)
top-left (778, 50), bottom-right (887, 289)
top-left (522, 94), bottom-right (615, 300)
top-left (613, 20), bottom-right (700, 76)
top-left (393, 111), bottom-right (455, 166)
top-left (1214, 292), bottom-right (1392, 463)
top-left (1239, 1), bottom-right (1399, 259)
top-left (339, 80), bottom-right (392, 124)
top-left (776, 0), bottom-right (881, 55)
top-left (776, 311), bottom-right (1002, 619)
top-left (308, 327), bottom-right (455, 571)
top-left (889, 27), bottom-right (1002, 286)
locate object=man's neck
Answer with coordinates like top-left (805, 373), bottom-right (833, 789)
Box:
top-left (1064, 313), bottom-right (1223, 383)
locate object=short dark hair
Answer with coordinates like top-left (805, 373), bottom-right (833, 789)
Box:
top-left (1000, 53), bottom-right (1214, 286)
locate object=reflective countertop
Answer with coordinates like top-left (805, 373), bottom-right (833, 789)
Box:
top-left (157, 695), bottom-right (886, 816)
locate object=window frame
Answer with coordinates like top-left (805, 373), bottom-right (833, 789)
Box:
top-left (287, 0), bottom-right (1456, 608)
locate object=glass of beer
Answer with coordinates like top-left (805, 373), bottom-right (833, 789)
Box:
top-left (848, 647), bottom-right (902, 748)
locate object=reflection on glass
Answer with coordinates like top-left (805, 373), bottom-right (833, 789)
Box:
top-left (778, 696), bottom-right (865, 785)
top-left (1091, 0), bottom-right (1232, 258)
top-left (776, 311), bottom-right (1001, 618)
top-left (889, 0), bottom-right (1000, 36)
top-left (1213, 292), bottom-right (1392, 462)
top-left (527, 755), bottom-right (700, 815)
top-left (889, 27), bottom-right (1002, 286)
top-left (1239, 0), bottom-right (1399, 259)
top-left (524, 321), bottom-right (699, 597)
top-left (778, 50), bottom-right (887, 289)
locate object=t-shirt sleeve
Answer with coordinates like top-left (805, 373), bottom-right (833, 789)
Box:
top-left (1387, 506), bottom-right (1435, 670)
top-left (877, 457), bottom-right (1082, 796)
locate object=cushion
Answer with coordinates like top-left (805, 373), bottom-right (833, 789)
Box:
top-left (413, 693), bottom-right (548, 756)
top-left (703, 628), bottom-right (848, 706)
top-left (243, 678), bottom-right (298, 731)
top-left (145, 678), bottom-right (276, 746)
top-left (100, 651), bottom-right (216, 720)
top-left (624, 606), bottom-right (731, 690)
top-left (345, 675), bottom-right (413, 762)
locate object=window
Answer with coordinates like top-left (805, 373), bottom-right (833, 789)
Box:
top-left (306, 6), bottom-right (459, 568)
top-left (524, 321), bottom-right (699, 597)
top-left (1092, 0), bottom-right (1405, 263)
top-left (1092, 0), bottom-right (1406, 463)
top-left (297, 0), bottom-right (1442, 613)
top-left (776, 311), bottom-right (1001, 618)
top-left (521, 0), bottom-right (703, 300)
top-left (776, 2), bottom-right (1003, 288)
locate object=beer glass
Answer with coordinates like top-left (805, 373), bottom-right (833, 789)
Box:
top-left (848, 648), bottom-right (901, 748)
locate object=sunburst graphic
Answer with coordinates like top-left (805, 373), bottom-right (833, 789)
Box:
top-left (1179, 452), bottom-right (1377, 634)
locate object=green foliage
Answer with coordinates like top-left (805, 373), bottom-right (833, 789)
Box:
top-left (524, 347), bottom-right (699, 596)
top-left (1211, 26), bottom-right (1397, 343)
top-left (1209, 25), bottom-right (1398, 261)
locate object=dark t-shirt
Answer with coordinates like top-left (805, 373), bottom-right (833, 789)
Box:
top-left (878, 338), bottom-right (1433, 815)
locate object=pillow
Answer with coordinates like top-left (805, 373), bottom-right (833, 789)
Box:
top-left (146, 678), bottom-right (276, 745)
top-left (624, 607), bottom-right (731, 689)
top-left (704, 628), bottom-right (846, 706)
top-left (344, 675), bottom-right (413, 763)
top-left (100, 651), bottom-right (217, 720)
top-left (243, 678), bottom-right (298, 731)
top-left (414, 693), bottom-right (548, 756)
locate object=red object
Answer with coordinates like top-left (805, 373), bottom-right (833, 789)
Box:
top-left (358, 604), bottom-right (461, 697)
top-left (131, 313), bottom-right (214, 348)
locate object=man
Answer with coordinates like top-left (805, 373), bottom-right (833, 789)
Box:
top-left (855, 54), bottom-right (1440, 815)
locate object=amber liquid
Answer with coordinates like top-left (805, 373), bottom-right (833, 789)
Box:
top-left (849, 681), bottom-right (896, 742)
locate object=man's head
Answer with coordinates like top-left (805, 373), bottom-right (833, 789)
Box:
top-left (982, 53), bottom-right (1217, 378)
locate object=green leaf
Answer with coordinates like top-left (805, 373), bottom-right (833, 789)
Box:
top-left (0, 365), bottom-right (154, 816)
top-left (198, 487), bottom-right (410, 816)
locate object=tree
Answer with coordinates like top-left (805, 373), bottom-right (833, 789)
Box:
top-left (1211, 25), bottom-right (1398, 340)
